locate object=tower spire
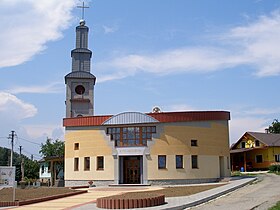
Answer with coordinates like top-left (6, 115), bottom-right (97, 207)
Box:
top-left (65, 3), bottom-right (96, 118)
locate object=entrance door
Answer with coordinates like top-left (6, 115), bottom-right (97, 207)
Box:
top-left (123, 156), bottom-right (140, 184)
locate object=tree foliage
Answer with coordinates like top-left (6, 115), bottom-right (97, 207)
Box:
top-left (0, 147), bottom-right (39, 181)
top-left (39, 138), bottom-right (64, 157)
top-left (269, 119), bottom-right (280, 134)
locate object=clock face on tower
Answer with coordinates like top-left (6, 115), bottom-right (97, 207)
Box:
top-left (75, 85), bottom-right (85, 95)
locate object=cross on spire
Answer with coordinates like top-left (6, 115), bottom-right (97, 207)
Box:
top-left (77, 1), bottom-right (89, 20)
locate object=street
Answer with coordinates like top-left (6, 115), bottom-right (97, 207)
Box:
top-left (191, 173), bottom-right (280, 210)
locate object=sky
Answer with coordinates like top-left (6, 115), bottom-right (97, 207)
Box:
top-left (0, 0), bottom-right (280, 160)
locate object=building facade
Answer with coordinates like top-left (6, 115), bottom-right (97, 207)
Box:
top-left (63, 111), bottom-right (231, 186)
top-left (63, 19), bottom-right (231, 186)
top-left (230, 132), bottom-right (280, 171)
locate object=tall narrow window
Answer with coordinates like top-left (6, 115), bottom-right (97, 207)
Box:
top-left (191, 155), bottom-right (198, 169)
top-left (176, 155), bottom-right (183, 169)
top-left (84, 157), bottom-right (90, 171)
top-left (241, 142), bottom-right (246, 148)
top-left (255, 140), bottom-right (260, 147)
top-left (256, 155), bottom-right (263, 163)
top-left (97, 156), bottom-right (104, 170)
top-left (275, 154), bottom-right (280, 162)
top-left (74, 157), bottom-right (79, 171)
top-left (74, 143), bottom-right (79, 150)
top-left (191, 140), bottom-right (198, 147)
top-left (158, 155), bottom-right (166, 169)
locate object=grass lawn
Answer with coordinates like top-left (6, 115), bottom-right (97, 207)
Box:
top-left (269, 201), bottom-right (280, 210)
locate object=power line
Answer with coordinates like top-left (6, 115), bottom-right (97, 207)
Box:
top-left (17, 137), bottom-right (41, 146)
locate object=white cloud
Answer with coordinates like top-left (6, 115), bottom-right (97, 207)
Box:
top-left (6, 82), bottom-right (64, 94)
top-left (229, 117), bottom-right (269, 144)
top-left (22, 124), bottom-right (64, 140)
top-left (102, 25), bottom-right (118, 34)
top-left (0, 0), bottom-right (76, 68)
top-left (0, 92), bottom-right (37, 120)
top-left (96, 10), bottom-right (280, 82)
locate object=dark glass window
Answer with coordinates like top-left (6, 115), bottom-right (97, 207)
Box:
top-left (97, 156), bottom-right (104, 170)
top-left (74, 157), bottom-right (79, 171)
top-left (158, 155), bottom-right (166, 169)
top-left (84, 157), bottom-right (90, 171)
top-left (107, 126), bottom-right (156, 147)
top-left (275, 154), bottom-right (280, 162)
top-left (176, 155), bottom-right (183, 169)
top-left (191, 140), bottom-right (198, 147)
top-left (255, 140), bottom-right (260, 147)
top-left (241, 142), bottom-right (246, 148)
top-left (191, 155), bottom-right (198, 169)
top-left (75, 85), bottom-right (85, 95)
top-left (256, 155), bottom-right (263, 163)
top-left (74, 143), bottom-right (79, 150)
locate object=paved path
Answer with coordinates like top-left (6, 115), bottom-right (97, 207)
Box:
top-left (191, 173), bottom-right (280, 210)
top-left (2, 176), bottom-right (260, 210)
top-left (73, 177), bottom-right (256, 210)
top-left (6, 187), bottom-right (163, 210)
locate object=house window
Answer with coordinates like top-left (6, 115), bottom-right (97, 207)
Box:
top-left (84, 157), bottom-right (90, 171)
top-left (241, 142), bottom-right (246, 148)
top-left (74, 143), bottom-right (79, 150)
top-left (74, 157), bottom-right (79, 171)
top-left (41, 165), bottom-right (44, 173)
top-left (158, 155), bottom-right (166, 169)
top-left (255, 140), bottom-right (260, 147)
top-left (191, 155), bottom-right (198, 169)
top-left (176, 155), bottom-right (183, 169)
top-left (256, 155), bottom-right (263, 163)
top-left (106, 126), bottom-right (156, 147)
top-left (191, 140), bottom-right (198, 147)
top-left (275, 154), bottom-right (280, 162)
top-left (97, 156), bottom-right (104, 170)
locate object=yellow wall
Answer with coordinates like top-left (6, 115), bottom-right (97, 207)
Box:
top-left (64, 120), bottom-right (231, 182)
top-left (65, 128), bottom-right (114, 180)
top-left (148, 121), bottom-right (230, 179)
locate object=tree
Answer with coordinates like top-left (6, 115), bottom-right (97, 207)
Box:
top-left (268, 119), bottom-right (280, 134)
top-left (39, 138), bottom-right (64, 157)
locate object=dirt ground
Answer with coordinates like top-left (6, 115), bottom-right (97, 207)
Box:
top-left (0, 187), bottom-right (77, 202)
top-left (104, 185), bottom-right (224, 199)
top-left (0, 184), bottom-right (224, 202)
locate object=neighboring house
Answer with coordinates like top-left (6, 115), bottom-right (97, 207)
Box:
top-left (230, 132), bottom-right (280, 171)
top-left (63, 111), bottom-right (231, 187)
top-left (39, 156), bottom-right (64, 186)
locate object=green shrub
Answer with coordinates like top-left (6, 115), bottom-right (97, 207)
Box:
top-left (269, 164), bottom-right (280, 172)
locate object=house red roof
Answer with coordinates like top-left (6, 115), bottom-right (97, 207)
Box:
top-left (63, 111), bottom-right (230, 127)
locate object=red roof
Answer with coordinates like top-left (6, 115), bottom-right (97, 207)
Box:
top-left (63, 111), bottom-right (230, 127)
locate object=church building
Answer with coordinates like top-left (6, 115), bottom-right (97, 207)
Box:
top-left (63, 18), bottom-right (231, 186)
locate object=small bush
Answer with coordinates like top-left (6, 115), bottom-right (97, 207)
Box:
top-left (269, 164), bottom-right (280, 172)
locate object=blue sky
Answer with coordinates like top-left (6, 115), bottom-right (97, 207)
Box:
top-left (0, 0), bottom-right (280, 159)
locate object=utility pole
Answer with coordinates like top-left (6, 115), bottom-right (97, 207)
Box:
top-left (19, 146), bottom-right (24, 181)
top-left (8, 131), bottom-right (16, 167)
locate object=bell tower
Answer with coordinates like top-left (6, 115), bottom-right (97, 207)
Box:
top-left (65, 19), bottom-right (96, 118)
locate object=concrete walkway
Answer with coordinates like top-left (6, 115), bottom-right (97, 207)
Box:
top-left (3, 177), bottom-right (256, 210)
top-left (74, 177), bottom-right (257, 210)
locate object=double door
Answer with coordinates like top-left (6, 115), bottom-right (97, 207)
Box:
top-left (123, 156), bottom-right (141, 184)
